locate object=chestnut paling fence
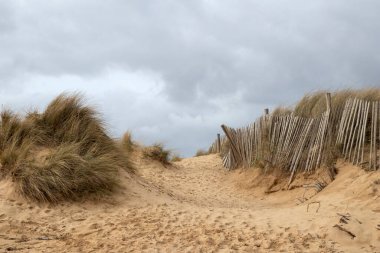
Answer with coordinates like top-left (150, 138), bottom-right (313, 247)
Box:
top-left (210, 94), bottom-right (380, 185)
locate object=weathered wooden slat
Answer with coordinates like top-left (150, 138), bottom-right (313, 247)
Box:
top-left (343, 98), bottom-right (358, 156)
top-left (352, 100), bottom-right (364, 164)
top-left (370, 102), bottom-right (374, 169)
top-left (374, 101), bottom-right (378, 170)
top-left (337, 99), bottom-right (351, 144)
top-left (355, 101), bottom-right (366, 165)
top-left (288, 118), bottom-right (314, 185)
top-left (316, 112), bottom-right (329, 168)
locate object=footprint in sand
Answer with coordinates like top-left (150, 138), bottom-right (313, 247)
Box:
top-left (89, 223), bottom-right (99, 229)
top-left (71, 214), bottom-right (87, 222)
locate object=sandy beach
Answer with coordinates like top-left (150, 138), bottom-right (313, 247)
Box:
top-left (0, 153), bottom-right (379, 252)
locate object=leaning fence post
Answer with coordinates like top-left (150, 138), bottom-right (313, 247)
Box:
top-left (221, 124), bottom-right (243, 167)
top-left (324, 92), bottom-right (334, 169)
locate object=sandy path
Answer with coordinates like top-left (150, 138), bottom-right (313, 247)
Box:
top-left (0, 154), bottom-right (379, 252)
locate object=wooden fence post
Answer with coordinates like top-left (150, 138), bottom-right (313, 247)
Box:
top-left (221, 124), bottom-right (243, 167)
top-left (325, 93), bottom-right (331, 112)
top-left (217, 133), bottom-right (221, 153)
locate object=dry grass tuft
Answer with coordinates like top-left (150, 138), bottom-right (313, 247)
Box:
top-left (272, 107), bottom-right (292, 117)
top-left (195, 149), bottom-right (208, 157)
top-left (271, 89), bottom-right (380, 118)
top-left (0, 93), bottom-right (131, 202)
top-left (143, 144), bottom-right (171, 165)
top-left (13, 144), bottom-right (120, 202)
top-left (121, 131), bottom-right (134, 153)
top-left (171, 154), bottom-right (182, 162)
top-left (293, 88), bottom-right (380, 117)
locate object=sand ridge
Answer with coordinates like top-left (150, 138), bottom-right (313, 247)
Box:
top-left (0, 154), bottom-right (379, 252)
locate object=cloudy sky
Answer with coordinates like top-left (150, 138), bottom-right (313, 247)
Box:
top-left (1, 1), bottom-right (379, 156)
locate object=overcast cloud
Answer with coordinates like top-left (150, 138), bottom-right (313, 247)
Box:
top-left (0, 0), bottom-right (379, 156)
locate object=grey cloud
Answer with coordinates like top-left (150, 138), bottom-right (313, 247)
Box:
top-left (0, 0), bottom-right (380, 155)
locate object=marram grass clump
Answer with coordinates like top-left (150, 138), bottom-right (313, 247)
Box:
top-left (284, 88), bottom-right (380, 118)
top-left (0, 94), bottom-right (131, 203)
top-left (121, 131), bottom-right (134, 153)
top-left (143, 143), bottom-right (171, 165)
top-left (171, 154), bottom-right (182, 162)
top-left (195, 149), bottom-right (208, 157)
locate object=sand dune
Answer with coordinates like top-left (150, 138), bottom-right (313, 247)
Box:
top-left (0, 153), bottom-right (379, 252)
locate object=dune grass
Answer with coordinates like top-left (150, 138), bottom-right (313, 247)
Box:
top-left (195, 149), bottom-right (208, 157)
top-left (143, 143), bottom-right (171, 165)
top-left (271, 107), bottom-right (292, 117)
top-left (0, 93), bottom-right (131, 202)
top-left (171, 154), bottom-right (182, 162)
top-left (121, 131), bottom-right (134, 153)
top-left (270, 89), bottom-right (380, 118)
top-left (291, 88), bottom-right (380, 117)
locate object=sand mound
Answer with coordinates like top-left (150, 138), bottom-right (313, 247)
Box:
top-left (0, 153), bottom-right (378, 252)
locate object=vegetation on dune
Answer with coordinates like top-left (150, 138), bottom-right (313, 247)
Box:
top-left (143, 143), bottom-right (171, 165)
top-left (211, 88), bottom-right (380, 188)
top-left (269, 89), bottom-right (380, 118)
top-left (195, 149), bottom-right (208, 157)
top-left (120, 131), bottom-right (135, 153)
top-left (171, 154), bottom-right (182, 162)
top-left (280, 89), bottom-right (380, 170)
top-left (271, 106), bottom-right (292, 117)
top-left (289, 89), bottom-right (380, 117)
top-left (0, 94), bottom-right (132, 202)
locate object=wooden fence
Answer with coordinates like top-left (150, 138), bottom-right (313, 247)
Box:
top-left (336, 98), bottom-right (379, 170)
top-left (211, 94), bottom-right (379, 184)
top-left (209, 134), bottom-right (227, 154)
